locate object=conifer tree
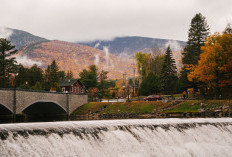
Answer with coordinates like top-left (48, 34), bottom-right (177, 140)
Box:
top-left (180, 13), bottom-right (210, 91)
top-left (79, 65), bottom-right (98, 90)
top-left (0, 38), bottom-right (18, 87)
top-left (45, 60), bottom-right (59, 90)
top-left (183, 13), bottom-right (210, 65)
top-left (65, 70), bottom-right (73, 79)
top-left (160, 46), bottom-right (177, 95)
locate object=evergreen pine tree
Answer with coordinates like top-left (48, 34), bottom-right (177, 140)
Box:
top-left (79, 65), bottom-right (98, 90)
top-left (183, 13), bottom-right (210, 65)
top-left (45, 60), bottom-right (59, 90)
top-left (160, 46), bottom-right (178, 95)
top-left (181, 13), bottom-right (210, 91)
top-left (0, 38), bottom-right (18, 87)
top-left (65, 70), bottom-right (73, 79)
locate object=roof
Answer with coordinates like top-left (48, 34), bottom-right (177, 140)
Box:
top-left (59, 79), bottom-right (81, 87)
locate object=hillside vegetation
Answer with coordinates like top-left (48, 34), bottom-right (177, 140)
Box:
top-left (19, 40), bottom-right (135, 79)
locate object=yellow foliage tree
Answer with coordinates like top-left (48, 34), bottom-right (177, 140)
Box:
top-left (115, 79), bottom-right (124, 97)
top-left (188, 33), bottom-right (232, 94)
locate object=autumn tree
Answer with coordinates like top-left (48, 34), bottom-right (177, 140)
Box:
top-left (135, 51), bottom-right (164, 78)
top-left (135, 52), bottom-right (148, 78)
top-left (188, 32), bottom-right (232, 97)
top-left (181, 13), bottom-right (210, 91)
top-left (224, 23), bottom-right (232, 35)
top-left (0, 38), bottom-right (18, 87)
top-left (115, 79), bottom-right (124, 97)
top-left (160, 46), bottom-right (178, 95)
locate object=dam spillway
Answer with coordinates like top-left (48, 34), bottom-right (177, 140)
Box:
top-left (1, 118), bottom-right (232, 157)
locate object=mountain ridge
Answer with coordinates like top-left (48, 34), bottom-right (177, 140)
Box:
top-left (0, 27), bottom-right (49, 50)
top-left (1, 28), bottom-right (184, 78)
top-left (78, 36), bottom-right (186, 55)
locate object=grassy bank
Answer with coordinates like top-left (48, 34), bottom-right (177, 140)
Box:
top-left (164, 100), bottom-right (232, 113)
top-left (72, 100), bottom-right (232, 115)
top-left (72, 101), bottom-right (169, 115)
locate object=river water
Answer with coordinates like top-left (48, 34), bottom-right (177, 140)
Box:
top-left (1, 118), bottom-right (232, 157)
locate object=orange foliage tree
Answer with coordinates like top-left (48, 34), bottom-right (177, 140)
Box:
top-left (115, 79), bottom-right (124, 97)
top-left (188, 33), bottom-right (232, 95)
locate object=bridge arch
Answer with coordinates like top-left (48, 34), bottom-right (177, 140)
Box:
top-left (0, 103), bottom-right (13, 115)
top-left (22, 100), bottom-right (67, 115)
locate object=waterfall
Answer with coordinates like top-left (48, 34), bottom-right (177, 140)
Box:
top-left (1, 118), bottom-right (232, 157)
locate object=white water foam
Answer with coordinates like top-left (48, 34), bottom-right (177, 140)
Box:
top-left (1, 118), bottom-right (232, 157)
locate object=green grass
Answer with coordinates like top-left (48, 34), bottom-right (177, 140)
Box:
top-left (72, 101), bottom-right (169, 115)
top-left (164, 100), bottom-right (229, 113)
top-left (72, 100), bottom-right (232, 115)
top-left (173, 94), bottom-right (183, 98)
top-left (164, 101), bottom-right (201, 113)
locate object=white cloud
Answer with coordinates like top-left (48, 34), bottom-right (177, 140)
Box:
top-left (165, 40), bottom-right (183, 52)
top-left (16, 55), bottom-right (43, 67)
top-left (0, 0), bottom-right (231, 41)
top-left (0, 27), bottom-right (13, 39)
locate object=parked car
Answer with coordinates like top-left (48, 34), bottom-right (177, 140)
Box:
top-left (144, 95), bottom-right (162, 101)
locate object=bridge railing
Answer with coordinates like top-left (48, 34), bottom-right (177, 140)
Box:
top-left (0, 88), bottom-right (87, 95)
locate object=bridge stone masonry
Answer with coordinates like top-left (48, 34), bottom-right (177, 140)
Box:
top-left (0, 88), bottom-right (88, 116)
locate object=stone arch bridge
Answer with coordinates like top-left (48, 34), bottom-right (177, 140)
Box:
top-left (0, 88), bottom-right (88, 116)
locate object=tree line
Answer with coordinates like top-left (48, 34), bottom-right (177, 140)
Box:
top-left (137, 13), bottom-right (232, 98)
top-left (136, 46), bottom-right (178, 96)
top-left (79, 65), bottom-right (115, 100)
top-left (0, 38), bottom-right (114, 98)
top-left (0, 39), bottom-right (74, 91)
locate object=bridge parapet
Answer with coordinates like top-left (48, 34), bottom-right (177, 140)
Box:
top-left (0, 88), bottom-right (88, 115)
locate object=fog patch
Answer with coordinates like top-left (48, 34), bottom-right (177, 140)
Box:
top-left (94, 42), bottom-right (101, 48)
top-left (16, 55), bottom-right (43, 67)
top-left (0, 27), bottom-right (13, 39)
top-left (165, 40), bottom-right (183, 52)
top-left (95, 54), bottom-right (99, 66)
top-left (103, 46), bottom-right (110, 68)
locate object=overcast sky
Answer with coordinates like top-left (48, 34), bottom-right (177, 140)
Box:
top-left (0, 0), bottom-right (232, 42)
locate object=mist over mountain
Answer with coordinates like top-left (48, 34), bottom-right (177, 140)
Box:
top-left (18, 40), bottom-right (135, 79)
top-left (0, 28), bottom-right (185, 78)
top-left (78, 36), bottom-right (186, 55)
top-left (0, 27), bottom-right (48, 50)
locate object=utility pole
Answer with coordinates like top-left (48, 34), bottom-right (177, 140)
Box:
top-left (123, 72), bottom-right (127, 98)
top-left (13, 73), bottom-right (18, 123)
top-left (131, 63), bottom-right (136, 97)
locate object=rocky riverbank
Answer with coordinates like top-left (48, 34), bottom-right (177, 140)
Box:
top-left (70, 111), bottom-right (232, 120)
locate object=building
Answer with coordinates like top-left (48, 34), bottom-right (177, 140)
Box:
top-left (59, 79), bottom-right (85, 94)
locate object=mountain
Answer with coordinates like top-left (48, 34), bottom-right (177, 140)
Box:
top-left (18, 40), bottom-right (135, 79)
top-left (1, 28), bottom-right (184, 78)
top-left (78, 36), bottom-right (186, 55)
top-left (0, 27), bottom-right (48, 50)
